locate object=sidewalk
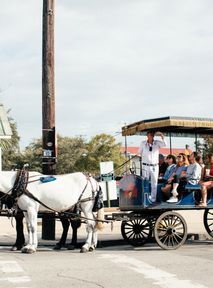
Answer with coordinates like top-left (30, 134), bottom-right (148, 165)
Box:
top-left (0, 210), bottom-right (211, 248)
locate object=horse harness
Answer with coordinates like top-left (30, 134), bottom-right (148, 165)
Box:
top-left (9, 170), bottom-right (101, 219)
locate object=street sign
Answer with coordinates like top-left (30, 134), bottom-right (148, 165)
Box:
top-left (101, 174), bottom-right (114, 182)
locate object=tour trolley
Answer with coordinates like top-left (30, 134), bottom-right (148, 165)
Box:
top-left (106, 116), bottom-right (213, 250)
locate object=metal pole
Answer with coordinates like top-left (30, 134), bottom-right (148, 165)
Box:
top-left (169, 132), bottom-right (172, 154)
top-left (106, 181), bottom-right (110, 208)
top-left (124, 124), bottom-right (128, 173)
top-left (42, 0), bottom-right (56, 240)
top-left (195, 133), bottom-right (198, 152)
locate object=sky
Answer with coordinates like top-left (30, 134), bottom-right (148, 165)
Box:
top-left (0, 0), bottom-right (213, 150)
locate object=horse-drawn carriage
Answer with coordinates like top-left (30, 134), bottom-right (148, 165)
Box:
top-left (107, 116), bottom-right (213, 250)
top-left (0, 116), bottom-right (213, 253)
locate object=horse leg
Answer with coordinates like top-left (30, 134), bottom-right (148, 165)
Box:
top-left (81, 206), bottom-right (104, 252)
top-left (66, 218), bottom-right (79, 250)
top-left (54, 217), bottom-right (69, 250)
top-left (90, 228), bottom-right (98, 252)
top-left (21, 209), bottom-right (38, 254)
top-left (11, 211), bottom-right (25, 251)
top-left (80, 204), bottom-right (96, 253)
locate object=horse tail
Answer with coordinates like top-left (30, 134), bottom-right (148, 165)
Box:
top-left (96, 207), bottom-right (105, 230)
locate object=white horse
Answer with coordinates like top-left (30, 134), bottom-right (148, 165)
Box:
top-left (0, 171), bottom-right (104, 253)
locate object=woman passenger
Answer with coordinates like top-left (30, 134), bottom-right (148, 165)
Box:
top-left (196, 154), bottom-right (205, 180)
top-left (160, 153), bottom-right (188, 201)
top-left (157, 154), bottom-right (176, 201)
top-left (198, 153), bottom-right (213, 207)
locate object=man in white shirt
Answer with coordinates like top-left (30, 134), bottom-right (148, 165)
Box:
top-left (138, 131), bottom-right (166, 203)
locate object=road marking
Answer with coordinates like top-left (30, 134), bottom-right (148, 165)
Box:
top-left (0, 261), bottom-right (23, 273)
top-left (0, 260), bottom-right (31, 284)
top-left (100, 254), bottom-right (208, 288)
top-left (0, 276), bottom-right (31, 283)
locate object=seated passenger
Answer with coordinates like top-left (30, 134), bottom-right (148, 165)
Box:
top-left (167, 151), bottom-right (202, 203)
top-left (158, 154), bottom-right (168, 179)
top-left (157, 154), bottom-right (176, 201)
top-left (196, 154), bottom-right (205, 180)
top-left (198, 153), bottom-right (213, 207)
top-left (160, 153), bottom-right (188, 201)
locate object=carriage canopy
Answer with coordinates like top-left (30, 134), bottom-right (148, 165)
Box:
top-left (122, 116), bottom-right (213, 137)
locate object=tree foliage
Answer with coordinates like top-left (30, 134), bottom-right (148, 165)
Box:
top-left (76, 133), bottom-right (125, 175)
top-left (21, 138), bottom-right (43, 172)
top-left (56, 135), bottom-right (86, 174)
top-left (1, 116), bottom-right (21, 170)
top-left (203, 136), bottom-right (213, 156)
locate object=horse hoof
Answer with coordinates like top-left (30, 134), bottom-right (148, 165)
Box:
top-left (53, 243), bottom-right (62, 250)
top-left (28, 248), bottom-right (36, 254)
top-left (80, 247), bottom-right (88, 253)
top-left (67, 244), bottom-right (75, 250)
top-left (21, 247), bottom-right (28, 253)
top-left (89, 246), bottom-right (95, 252)
top-left (21, 247), bottom-right (36, 254)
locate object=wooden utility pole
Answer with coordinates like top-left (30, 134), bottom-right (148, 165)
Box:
top-left (42, 0), bottom-right (56, 240)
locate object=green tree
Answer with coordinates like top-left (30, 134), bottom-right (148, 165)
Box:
top-left (203, 136), bottom-right (213, 156)
top-left (56, 135), bottom-right (86, 174)
top-left (21, 135), bottom-right (86, 174)
top-left (76, 133), bottom-right (125, 175)
top-left (1, 116), bottom-right (21, 170)
top-left (21, 138), bottom-right (43, 172)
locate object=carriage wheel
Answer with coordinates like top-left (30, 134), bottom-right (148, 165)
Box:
top-left (154, 211), bottom-right (187, 250)
top-left (121, 215), bottom-right (153, 246)
top-left (204, 209), bottom-right (213, 238)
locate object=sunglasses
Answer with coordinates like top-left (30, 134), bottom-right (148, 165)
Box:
top-left (149, 146), bottom-right (152, 152)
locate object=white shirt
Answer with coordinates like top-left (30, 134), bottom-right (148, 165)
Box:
top-left (138, 139), bottom-right (166, 165)
top-left (186, 162), bottom-right (202, 185)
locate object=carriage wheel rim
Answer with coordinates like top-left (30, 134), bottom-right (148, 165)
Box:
top-left (154, 212), bottom-right (187, 250)
top-left (204, 209), bottom-right (213, 237)
top-left (121, 216), bottom-right (153, 246)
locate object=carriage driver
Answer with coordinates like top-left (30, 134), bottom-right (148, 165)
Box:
top-left (137, 131), bottom-right (166, 203)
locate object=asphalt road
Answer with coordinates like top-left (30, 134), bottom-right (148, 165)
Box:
top-left (0, 240), bottom-right (212, 288)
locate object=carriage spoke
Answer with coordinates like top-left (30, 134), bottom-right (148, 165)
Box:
top-left (172, 234), bottom-right (181, 244)
top-left (124, 222), bottom-right (135, 227)
top-left (162, 234), bottom-right (169, 244)
top-left (140, 230), bottom-right (149, 237)
top-left (173, 232), bottom-right (184, 241)
top-left (126, 231), bottom-right (135, 239)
